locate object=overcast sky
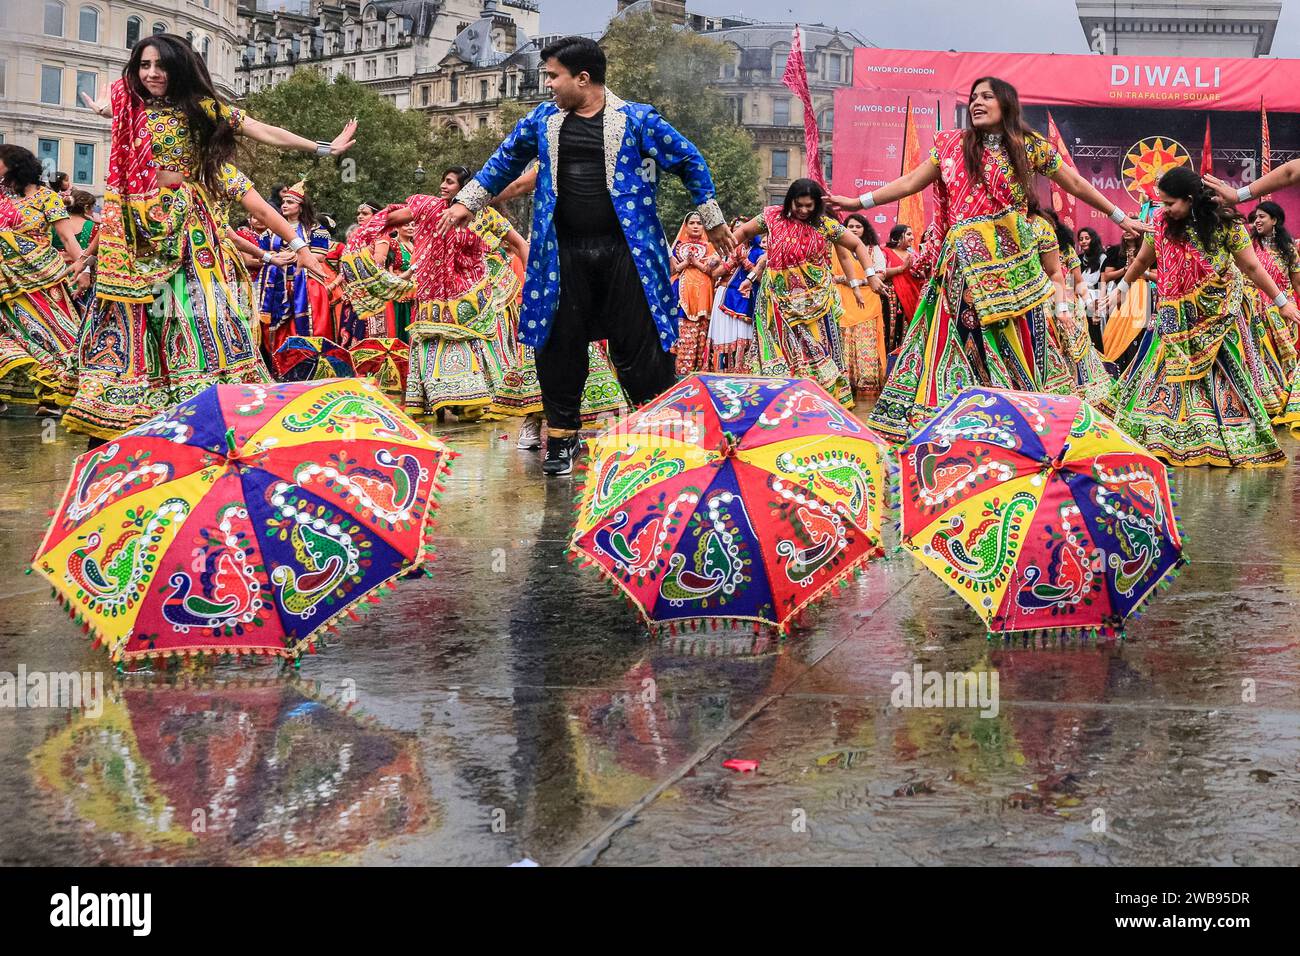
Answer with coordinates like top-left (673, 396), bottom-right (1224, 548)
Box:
top-left (540, 0), bottom-right (1300, 57)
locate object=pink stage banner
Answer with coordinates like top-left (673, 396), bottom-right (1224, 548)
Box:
top-left (829, 88), bottom-right (940, 239)
top-left (852, 48), bottom-right (1300, 113)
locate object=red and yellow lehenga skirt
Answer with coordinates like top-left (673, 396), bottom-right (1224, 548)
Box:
top-left (1101, 274), bottom-right (1284, 468)
top-left (64, 181), bottom-right (270, 439)
top-left (0, 230), bottom-right (82, 406)
top-left (743, 261), bottom-right (852, 407)
top-left (404, 276), bottom-right (503, 418)
top-left (867, 208), bottom-right (1055, 443)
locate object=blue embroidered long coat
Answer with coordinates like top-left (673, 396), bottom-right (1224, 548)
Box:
top-left (457, 91), bottom-right (725, 350)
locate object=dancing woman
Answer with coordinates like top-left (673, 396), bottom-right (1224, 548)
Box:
top-left (709, 228), bottom-right (762, 372)
top-left (670, 212), bottom-right (719, 375)
top-left (71, 33), bottom-right (356, 440)
top-left (1104, 167), bottom-right (1297, 467)
top-left (1246, 202), bottom-right (1300, 426)
top-left (0, 144), bottom-right (85, 412)
top-left (832, 76), bottom-right (1145, 442)
top-left (833, 214), bottom-right (888, 394)
top-left (375, 166), bottom-right (526, 419)
top-left (732, 178), bottom-right (879, 406)
top-left (258, 180), bottom-right (338, 352)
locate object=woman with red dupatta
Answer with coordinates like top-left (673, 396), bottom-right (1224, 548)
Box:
top-left (732, 178), bottom-right (879, 407)
top-left (669, 211), bottom-right (719, 375)
top-left (832, 76), bottom-right (1147, 442)
top-left (69, 33), bottom-right (356, 443)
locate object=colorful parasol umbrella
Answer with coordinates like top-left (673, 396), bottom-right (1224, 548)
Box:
top-left (569, 373), bottom-right (892, 634)
top-left (898, 387), bottom-right (1185, 638)
top-left (32, 379), bottom-right (454, 664)
top-left (273, 335), bottom-right (354, 381)
top-left (351, 337), bottom-right (410, 398)
top-left (28, 679), bottom-right (435, 863)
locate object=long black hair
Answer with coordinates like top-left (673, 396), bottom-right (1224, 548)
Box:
top-left (1040, 208), bottom-right (1076, 254)
top-left (1251, 200), bottom-right (1295, 265)
top-left (124, 33), bottom-right (237, 197)
top-left (964, 76), bottom-right (1036, 195)
top-left (844, 213), bottom-right (879, 246)
top-left (782, 178), bottom-right (825, 221)
top-left (1158, 165), bottom-right (1239, 253)
top-left (888, 224), bottom-right (911, 248)
top-left (1076, 226), bottom-right (1103, 271)
top-left (0, 144), bottom-right (45, 191)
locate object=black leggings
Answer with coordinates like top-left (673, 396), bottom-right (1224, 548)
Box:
top-left (536, 234), bottom-right (676, 432)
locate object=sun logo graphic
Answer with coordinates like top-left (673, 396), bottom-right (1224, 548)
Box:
top-left (1122, 136), bottom-right (1191, 205)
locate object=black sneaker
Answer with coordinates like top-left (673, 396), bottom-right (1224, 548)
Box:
top-left (542, 434), bottom-right (580, 477)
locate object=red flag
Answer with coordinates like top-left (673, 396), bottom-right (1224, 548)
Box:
top-left (1261, 98), bottom-right (1272, 197)
top-left (782, 25), bottom-right (825, 189)
top-left (1046, 111), bottom-right (1078, 231)
top-left (897, 97), bottom-right (925, 236)
top-left (1200, 117), bottom-right (1213, 176)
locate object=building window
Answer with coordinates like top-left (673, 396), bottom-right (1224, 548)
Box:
top-left (0, 60), bottom-right (6, 98)
top-left (37, 139), bottom-right (60, 180)
top-left (0, 133), bottom-right (5, 145)
top-left (824, 153), bottom-right (833, 182)
top-left (73, 141), bottom-right (94, 184)
top-left (201, 37), bottom-right (210, 62)
top-left (76, 70), bottom-right (96, 108)
top-left (721, 58), bottom-right (735, 80)
top-left (480, 79), bottom-right (488, 100)
top-left (420, 85), bottom-right (429, 106)
top-left (772, 149), bottom-right (789, 180)
top-left (479, 116), bottom-right (488, 129)
top-left (773, 97), bottom-right (790, 126)
top-left (152, 21), bottom-right (165, 34)
top-left (386, 55), bottom-right (397, 76)
top-left (78, 6), bottom-right (97, 42)
top-left (44, 1), bottom-right (64, 37)
top-left (365, 58), bottom-right (376, 79)
top-left (509, 74), bottom-right (516, 97)
top-left (826, 54), bottom-right (842, 83)
top-left (818, 107), bottom-right (834, 132)
top-left (41, 65), bottom-right (62, 105)
top-left (387, 21), bottom-right (397, 44)
top-left (345, 61), bottom-right (355, 79)
top-left (450, 73), bottom-right (458, 100)
top-left (772, 47), bottom-right (788, 79)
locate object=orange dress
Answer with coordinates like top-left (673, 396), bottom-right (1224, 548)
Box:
top-left (673, 238), bottom-right (716, 374)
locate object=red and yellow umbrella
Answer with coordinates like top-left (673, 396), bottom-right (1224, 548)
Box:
top-left (32, 379), bottom-right (453, 664)
top-left (899, 387), bottom-right (1185, 637)
top-left (570, 374), bottom-right (892, 634)
top-left (351, 337), bottom-right (410, 398)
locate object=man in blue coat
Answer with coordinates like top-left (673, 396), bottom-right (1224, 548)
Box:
top-left (440, 36), bottom-right (736, 475)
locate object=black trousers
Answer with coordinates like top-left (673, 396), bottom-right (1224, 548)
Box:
top-left (536, 233), bottom-right (676, 432)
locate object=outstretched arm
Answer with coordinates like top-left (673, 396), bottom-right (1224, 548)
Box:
top-left (830, 162), bottom-right (939, 211)
top-left (1050, 164), bottom-right (1148, 237)
top-left (491, 166), bottom-right (538, 206)
top-left (1235, 243), bottom-right (1300, 326)
top-left (240, 116), bottom-right (357, 156)
top-left (440, 109), bottom-right (543, 234)
top-left (1208, 160), bottom-right (1300, 207)
top-left (240, 190), bottom-right (327, 281)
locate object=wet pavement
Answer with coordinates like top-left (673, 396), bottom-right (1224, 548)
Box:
top-left (0, 402), bottom-right (1297, 866)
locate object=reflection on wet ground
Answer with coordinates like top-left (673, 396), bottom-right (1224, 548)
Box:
top-left (0, 405), bottom-right (1297, 865)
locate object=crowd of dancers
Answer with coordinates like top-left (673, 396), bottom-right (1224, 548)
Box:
top-left (6, 32), bottom-right (1300, 480)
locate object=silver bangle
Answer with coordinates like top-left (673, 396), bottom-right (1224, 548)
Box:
top-left (1117, 279), bottom-right (1131, 295)
top-left (1273, 290), bottom-right (1289, 308)
top-left (849, 279), bottom-right (863, 289)
top-left (1237, 185), bottom-right (1254, 203)
top-left (315, 140), bottom-right (333, 156)
top-left (1109, 207), bottom-right (1127, 225)
top-left (858, 192), bottom-right (876, 210)
top-left (746, 272), bottom-right (760, 282)
top-left (865, 267), bottom-right (878, 278)
top-left (287, 236), bottom-right (307, 252)
top-left (261, 251), bottom-right (273, 264)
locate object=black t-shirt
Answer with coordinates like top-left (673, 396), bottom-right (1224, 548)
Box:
top-left (554, 110), bottom-right (620, 238)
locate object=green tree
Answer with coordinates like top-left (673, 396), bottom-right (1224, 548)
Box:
top-left (238, 71), bottom-right (432, 225)
top-left (601, 11), bottom-right (761, 230)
